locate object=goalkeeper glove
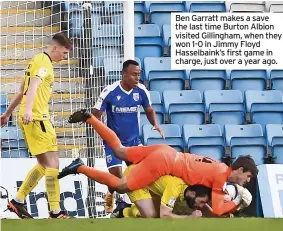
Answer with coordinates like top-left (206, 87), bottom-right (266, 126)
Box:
top-left (232, 184), bottom-right (252, 210)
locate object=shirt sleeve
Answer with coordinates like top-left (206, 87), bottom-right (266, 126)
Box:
top-left (211, 174), bottom-right (238, 216)
top-left (29, 56), bottom-right (49, 81)
top-left (139, 84), bottom-right (152, 108)
top-left (161, 180), bottom-right (182, 210)
top-left (94, 86), bottom-right (111, 112)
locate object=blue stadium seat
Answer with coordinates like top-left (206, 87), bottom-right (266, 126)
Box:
top-left (103, 1), bottom-right (123, 24)
top-left (92, 24), bottom-right (123, 67)
top-left (135, 24), bottom-right (163, 67)
top-left (64, 1), bottom-right (103, 11)
top-left (1, 127), bottom-right (29, 158)
top-left (245, 90), bottom-right (283, 133)
top-left (204, 90), bottom-right (245, 132)
top-left (144, 57), bottom-right (186, 94)
top-left (145, 1), bottom-right (185, 28)
top-left (183, 124), bottom-right (225, 162)
top-left (224, 124), bottom-right (267, 165)
top-left (67, 2), bottom-right (103, 37)
top-left (163, 90), bottom-right (205, 127)
top-left (267, 2), bottom-right (283, 12)
top-left (230, 70), bottom-right (267, 94)
top-left (69, 11), bottom-right (84, 37)
top-left (139, 91), bottom-right (164, 136)
top-left (227, 1), bottom-right (266, 12)
top-left (103, 57), bottom-right (123, 82)
top-left (64, 2), bottom-right (82, 12)
top-left (92, 24), bottom-right (122, 46)
top-left (1, 94), bottom-right (8, 115)
top-left (93, 47), bottom-right (122, 68)
top-left (135, 1), bottom-right (145, 24)
top-left (185, 1), bottom-right (226, 12)
top-left (134, 57), bottom-right (145, 82)
top-left (266, 124), bottom-right (283, 164)
top-left (162, 24), bottom-right (171, 55)
top-left (142, 124), bottom-right (183, 151)
top-left (270, 70), bottom-right (283, 92)
top-left (189, 70), bottom-right (227, 94)
top-left (111, 14), bottom-right (123, 25)
top-left (104, 1), bottom-right (123, 13)
top-left (1, 149), bottom-right (29, 158)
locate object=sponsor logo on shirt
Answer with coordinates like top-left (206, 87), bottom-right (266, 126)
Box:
top-left (133, 93), bottom-right (139, 101)
top-left (112, 106), bottom-right (139, 113)
top-left (167, 197), bottom-right (176, 209)
top-left (106, 155), bottom-right (112, 164)
top-left (38, 67), bottom-right (47, 78)
top-left (117, 95), bottom-right (121, 101)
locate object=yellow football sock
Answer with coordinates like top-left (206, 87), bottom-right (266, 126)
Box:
top-left (130, 204), bottom-right (140, 218)
top-left (45, 168), bottom-right (60, 212)
top-left (122, 207), bottom-right (131, 218)
top-left (16, 164), bottom-right (45, 201)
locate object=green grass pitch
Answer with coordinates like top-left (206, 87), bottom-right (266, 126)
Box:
top-left (2, 218), bottom-right (283, 231)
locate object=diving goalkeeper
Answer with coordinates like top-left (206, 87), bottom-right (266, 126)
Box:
top-left (59, 109), bottom-right (256, 216)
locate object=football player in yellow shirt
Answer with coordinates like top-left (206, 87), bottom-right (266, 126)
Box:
top-left (111, 165), bottom-right (211, 218)
top-left (0, 33), bottom-right (72, 219)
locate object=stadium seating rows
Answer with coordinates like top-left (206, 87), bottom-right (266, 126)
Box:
top-left (4, 121), bottom-right (283, 165)
top-left (1, 1), bottom-right (283, 165)
top-left (2, 89), bottom-right (283, 163)
top-left (141, 123), bottom-right (283, 165)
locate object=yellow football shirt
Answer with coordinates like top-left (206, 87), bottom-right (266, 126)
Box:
top-left (19, 52), bottom-right (54, 120)
top-left (124, 165), bottom-right (188, 209)
top-left (148, 176), bottom-right (188, 209)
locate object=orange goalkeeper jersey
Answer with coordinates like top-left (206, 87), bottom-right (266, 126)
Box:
top-left (171, 152), bottom-right (237, 216)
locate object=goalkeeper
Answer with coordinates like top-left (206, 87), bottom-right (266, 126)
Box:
top-left (0, 33), bottom-right (72, 219)
top-left (112, 164), bottom-right (210, 218)
top-left (59, 109), bottom-right (256, 216)
top-left (112, 167), bottom-right (244, 218)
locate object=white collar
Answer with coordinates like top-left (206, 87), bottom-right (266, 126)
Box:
top-left (119, 82), bottom-right (133, 95)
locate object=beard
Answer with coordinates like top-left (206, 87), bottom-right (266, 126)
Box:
top-left (185, 197), bottom-right (196, 209)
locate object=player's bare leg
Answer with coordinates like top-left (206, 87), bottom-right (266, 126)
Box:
top-left (105, 166), bottom-right (123, 213)
top-left (134, 198), bottom-right (158, 218)
top-left (68, 109), bottom-right (166, 163)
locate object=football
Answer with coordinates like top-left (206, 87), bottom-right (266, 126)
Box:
top-left (224, 183), bottom-right (238, 200)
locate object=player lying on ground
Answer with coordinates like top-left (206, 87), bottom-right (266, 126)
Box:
top-left (113, 164), bottom-right (212, 218)
top-left (1, 33), bottom-right (72, 219)
top-left (111, 174), bottom-right (243, 219)
top-left (59, 109), bottom-right (256, 216)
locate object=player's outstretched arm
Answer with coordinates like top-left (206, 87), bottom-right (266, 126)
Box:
top-left (1, 82), bottom-right (24, 127)
top-left (160, 204), bottom-right (202, 218)
top-left (144, 106), bottom-right (165, 139)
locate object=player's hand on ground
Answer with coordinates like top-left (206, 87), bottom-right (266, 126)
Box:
top-left (22, 110), bottom-right (33, 124)
top-left (220, 213), bottom-right (234, 218)
top-left (0, 113), bottom-right (9, 127)
top-left (191, 210), bottom-right (202, 218)
top-left (152, 125), bottom-right (165, 139)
